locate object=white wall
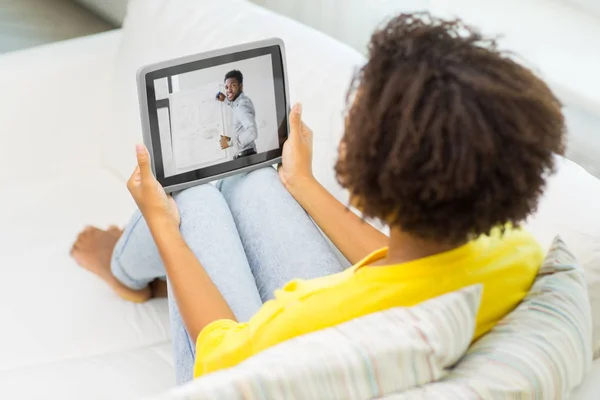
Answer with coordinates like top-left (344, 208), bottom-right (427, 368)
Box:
top-left (251, 0), bottom-right (430, 54)
top-left (563, 105), bottom-right (600, 178)
top-left (76, 0), bottom-right (128, 26)
top-left (251, 0), bottom-right (600, 178)
top-left (93, 0), bottom-right (599, 177)
top-left (564, 0), bottom-right (600, 15)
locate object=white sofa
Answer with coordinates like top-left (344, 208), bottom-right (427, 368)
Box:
top-left (76, 0), bottom-right (600, 179)
top-left (0, 0), bottom-right (599, 399)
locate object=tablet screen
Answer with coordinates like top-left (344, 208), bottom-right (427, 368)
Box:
top-left (142, 44), bottom-right (287, 189)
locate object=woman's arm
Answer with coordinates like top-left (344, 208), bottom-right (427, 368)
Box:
top-left (127, 145), bottom-right (235, 340)
top-left (149, 216), bottom-right (236, 339)
top-left (278, 104), bottom-right (388, 265)
top-left (288, 177), bottom-right (387, 265)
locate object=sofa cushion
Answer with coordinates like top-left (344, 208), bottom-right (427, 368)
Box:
top-left (153, 237), bottom-right (591, 400)
top-left (152, 285), bottom-right (482, 400)
top-left (525, 156), bottom-right (600, 357)
top-left (111, 0), bottom-right (365, 206)
top-left (388, 236), bottom-right (592, 399)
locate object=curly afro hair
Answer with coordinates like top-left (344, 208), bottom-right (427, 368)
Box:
top-left (335, 13), bottom-right (565, 245)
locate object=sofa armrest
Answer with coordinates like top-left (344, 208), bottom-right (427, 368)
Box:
top-left (0, 30), bottom-right (122, 185)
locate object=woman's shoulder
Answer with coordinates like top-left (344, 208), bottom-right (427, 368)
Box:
top-left (486, 224), bottom-right (541, 247)
top-left (477, 225), bottom-right (544, 271)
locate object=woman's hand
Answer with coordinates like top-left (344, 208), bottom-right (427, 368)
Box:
top-left (127, 144), bottom-right (180, 227)
top-left (278, 103), bottom-right (315, 195)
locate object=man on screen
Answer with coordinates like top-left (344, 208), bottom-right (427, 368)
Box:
top-left (215, 70), bottom-right (258, 159)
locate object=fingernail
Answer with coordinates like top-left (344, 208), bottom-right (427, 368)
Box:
top-left (136, 144), bottom-right (145, 154)
top-left (294, 103), bottom-right (302, 113)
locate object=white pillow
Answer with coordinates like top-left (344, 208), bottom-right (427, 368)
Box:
top-left (109, 0), bottom-right (365, 204)
top-left (525, 155), bottom-right (600, 357)
top-left (151, 285), bottom-right (482, 400)
top-left (388, 236), bottom-right (593, 399)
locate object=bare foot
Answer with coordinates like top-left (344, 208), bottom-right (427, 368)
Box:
top-left (108, 225), bottom-right (123, 238)
top-left (70, 226), bottom-right (151, 303)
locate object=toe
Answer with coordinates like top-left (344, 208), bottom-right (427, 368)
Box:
top-left (75, 229), bottom-right (98, 250)
top-left (70, 245), bottom-right (82, 261)
top-left (81, 227), bottom-right (101, 240)
top-left (75, 227), bottom-right (93, 243)
top-left (80, 226), bottom-right (100, 236)
top-left (108, 226), bottom-right (124, 239)
top-left (71, 238), bottom-right (83, 252)
top-left (75, 233), bottom-right (89, 249)
top-left (72, 235), bottom-right (83, 250)
top-left (108, 225), bottom-right (122, 234)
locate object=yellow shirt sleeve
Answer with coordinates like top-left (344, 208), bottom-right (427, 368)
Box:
top-left (194, 319), bottom-right (252, 377)
top-left (193, 283), bottom-right (303, 378)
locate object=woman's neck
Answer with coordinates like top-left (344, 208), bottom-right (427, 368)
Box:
top-left (369, 228), bottom-right (465, 266)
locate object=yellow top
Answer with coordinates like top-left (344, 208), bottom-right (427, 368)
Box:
top-left (194, 228), bottom-right (542, 378)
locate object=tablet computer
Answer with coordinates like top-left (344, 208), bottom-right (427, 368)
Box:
top-left (136, 38), bottom-right (289, 193)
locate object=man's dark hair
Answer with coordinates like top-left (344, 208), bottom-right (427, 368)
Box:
top-left (335, 13), bottom-right (565, 245)
top-left (224, 69), bottom-right (243, 85)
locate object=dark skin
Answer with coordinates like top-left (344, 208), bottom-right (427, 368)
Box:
top-left (132, 104), bottom-right (453, 340)
top-left (215, 77), bottom-right (243, 150)
top-left (70, 104), bottom-right (451, 340)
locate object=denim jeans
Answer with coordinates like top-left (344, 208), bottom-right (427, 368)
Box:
top-left (110, 167), bottom-right (345, 384)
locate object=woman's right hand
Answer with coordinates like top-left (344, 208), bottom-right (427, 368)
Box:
top-left (127, 144), bottom-right (180, 228)
top-left (278, 103), bottom-right (315, 195)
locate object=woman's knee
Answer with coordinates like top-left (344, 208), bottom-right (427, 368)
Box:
top-left (246, 166), bottom-right (278, 182)
top-left (242, 167), bottom-right (281, 195)
top-left (173, 184), bottom-right (224, 218)
top-left (219, 167), bottom-right (280, 201)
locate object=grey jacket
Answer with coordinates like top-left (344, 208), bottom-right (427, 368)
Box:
top-left (224, 92), bottom-right (258, 153)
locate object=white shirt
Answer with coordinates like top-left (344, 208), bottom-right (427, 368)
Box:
top-left (224, 92), bottom-right (258, 153)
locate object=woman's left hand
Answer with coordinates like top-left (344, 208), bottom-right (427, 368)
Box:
top-left (278, 103), bottom-right (315, 196)
top-left (127, 144), bottom-right (180, 227)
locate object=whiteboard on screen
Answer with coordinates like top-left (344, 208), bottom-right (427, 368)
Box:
top-left (169, 82), bottom-right (228, 173)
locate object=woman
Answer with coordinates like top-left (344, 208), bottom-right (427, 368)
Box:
top-left (71, 13), bottom-right (565, 384)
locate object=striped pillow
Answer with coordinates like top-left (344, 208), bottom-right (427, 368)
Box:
top-left (153, 285), bottom-right (482, 400)
top-left (388, 236), bottom-right (593, 399)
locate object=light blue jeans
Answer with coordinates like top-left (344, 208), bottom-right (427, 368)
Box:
top-left (110, 167), bottom-right (346, 384)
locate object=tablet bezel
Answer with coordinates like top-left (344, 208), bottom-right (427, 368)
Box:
top-left (136, 38), bottom-right (289, 193)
